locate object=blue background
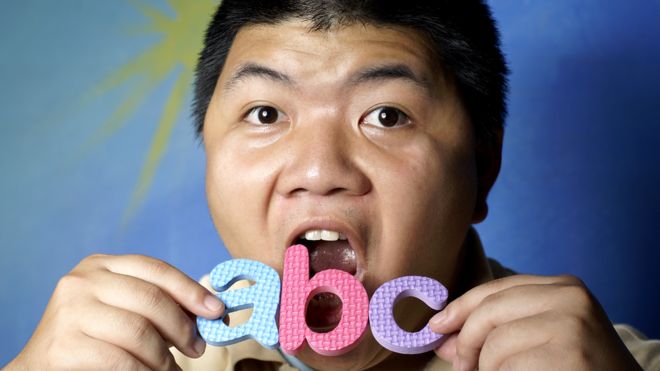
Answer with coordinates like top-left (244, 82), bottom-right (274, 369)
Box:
top-left (1, 0), bottom-right (659, 365)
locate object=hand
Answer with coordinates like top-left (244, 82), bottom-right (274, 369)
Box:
top-left (6, 254), bottom-right (224, 371)
top-left (430, 274), bottom-right (642, 371)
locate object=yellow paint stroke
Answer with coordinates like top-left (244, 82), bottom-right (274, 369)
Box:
top-left (82, 79), bottom-right (156, 152)
top-left (79, 0), bottom-right (218, 224)
top-left (122, 69), bottom-right (192, 224)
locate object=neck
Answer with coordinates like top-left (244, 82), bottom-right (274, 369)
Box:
top-left (372, 351), bottom-right (436, 370)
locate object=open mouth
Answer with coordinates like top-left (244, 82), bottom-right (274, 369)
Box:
top-left (293, 228), bottom-right (359, 333)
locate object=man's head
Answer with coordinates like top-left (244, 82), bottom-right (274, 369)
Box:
top-left (195, 1), bottom-right (507, 369)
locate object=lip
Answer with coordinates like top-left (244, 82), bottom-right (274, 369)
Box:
top-left (286, 217), bottom-right (367, 281)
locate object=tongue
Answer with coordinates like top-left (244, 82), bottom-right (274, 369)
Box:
top-left (301, 240), bottom-right (357, 332)
top-left (306, 240), bottom-right (357, 276)
top-left (306, 292), bottom-right (343, 333)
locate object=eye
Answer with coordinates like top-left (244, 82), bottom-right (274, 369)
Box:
top-left (244, 105), bottom-right (288, 125)
top-left (361, 106), bottom-right (411, 128)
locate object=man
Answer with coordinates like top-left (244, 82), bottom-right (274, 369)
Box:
top-left (6, 1), bottom-right (657, 370)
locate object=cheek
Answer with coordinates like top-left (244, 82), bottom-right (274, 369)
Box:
top-left (382, 134), bottom-right (475, 215)
top-left (205, 138), bottom-right (276, 256)
top-left (370, 134), bottom-right (477, 277)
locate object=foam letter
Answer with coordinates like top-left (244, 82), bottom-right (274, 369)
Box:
top-left (369, 276), bottom-right (448, 354)
top-left (279, 244), bottom-right (369, 356)
top-left (197, 259), bottom-right (280, 348)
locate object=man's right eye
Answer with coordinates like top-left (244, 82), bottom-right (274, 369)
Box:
top-left (244, 106), bottom-right (289, 125)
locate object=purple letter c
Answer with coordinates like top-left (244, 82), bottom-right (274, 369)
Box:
top-left (368, 276), bottom-right (448, 354)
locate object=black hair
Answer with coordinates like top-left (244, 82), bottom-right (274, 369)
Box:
top-left (192, 0), bottom-right (508, 140)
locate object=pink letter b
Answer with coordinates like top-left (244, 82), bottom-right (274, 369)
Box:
top-left (279, 244), bottom-right (369, 356)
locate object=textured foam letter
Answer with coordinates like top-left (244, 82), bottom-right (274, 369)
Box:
top-left (279, 244), bottom-right (369, 356)
top-left (369, 276), bottom-right (448, 354)
top-left (197, 259), bottom-right (280, 348)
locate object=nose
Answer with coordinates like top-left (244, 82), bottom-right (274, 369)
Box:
top-left (275, 116), bottom-right (371, 198)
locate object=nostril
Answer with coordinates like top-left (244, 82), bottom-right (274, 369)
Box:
top-left (326, 187), bottom-right (350, 196)
top-left (289, 187), bottom-right (308, 196)
top-left (287, 186), bottom-right (351, 197)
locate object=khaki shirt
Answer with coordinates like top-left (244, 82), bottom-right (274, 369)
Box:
top-left (174, 230), bottom-right (660, 370)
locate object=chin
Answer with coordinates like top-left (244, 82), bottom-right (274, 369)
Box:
top-left (293, 331), bottom-right (388, 371)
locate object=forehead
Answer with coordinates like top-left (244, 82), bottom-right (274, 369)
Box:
top-left (219, 20), bottom-right (445, 90)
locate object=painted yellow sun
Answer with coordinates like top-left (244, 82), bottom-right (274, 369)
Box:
top-left (89, 0), bottom-right (219, 223)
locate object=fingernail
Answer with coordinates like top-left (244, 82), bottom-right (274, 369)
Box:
top-left (204, 295), bottom-right (223, 312)
top-left (193, 337), bottom-right (206, 356)
top-left (430, 310), bottom-right (448, 327)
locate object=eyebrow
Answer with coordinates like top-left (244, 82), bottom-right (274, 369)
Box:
top-left (223, 63), bottom-right (294, 93)
top-left (222, 62), bottom-right (434, 97)
top-left (350, 64), bottom-right (436, 97)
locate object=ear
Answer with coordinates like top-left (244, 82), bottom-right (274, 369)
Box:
top-left (472, 127), bottom-right (503, 223)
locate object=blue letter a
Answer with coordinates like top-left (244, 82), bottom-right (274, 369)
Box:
top-left (197, 259), bottom-right (280, 348)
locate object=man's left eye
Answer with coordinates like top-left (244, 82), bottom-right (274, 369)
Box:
top-left (360, 106), bottom-right (411, 128)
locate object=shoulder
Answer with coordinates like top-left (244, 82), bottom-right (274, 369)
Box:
top-left (614, 324), bottom-right (660, 370)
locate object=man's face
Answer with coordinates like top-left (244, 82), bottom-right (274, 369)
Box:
top-left (203, 20), bottom-right (479, 369)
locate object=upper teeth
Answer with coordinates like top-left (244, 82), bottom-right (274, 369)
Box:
top-left (301, 229), bottom-right (347, 241)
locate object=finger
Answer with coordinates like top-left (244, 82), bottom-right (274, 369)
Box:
top-left (497, 343), bottom-right (568, 371)
top-left (430, 274), bottom-right (568, 334)
top-left (478, 312), bottom-right (567, 371)
top-left (97, 254), bottom-right (224, 318)
top-left (80, 300), bottom-right (181, 370)
top-left (433, 332), bottom-right (459, 365)
top-left (89, 269), bottom-right (205, 358)
top-left (55, 333), bottom-right (153, 371)
top-left (454, 284), bottom-right (585, 371)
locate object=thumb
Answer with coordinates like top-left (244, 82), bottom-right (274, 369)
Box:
top-left (434, 333), bottom-right (459, 365)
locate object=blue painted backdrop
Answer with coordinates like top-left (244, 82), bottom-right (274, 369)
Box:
top-left (1, 0), bottom-right (659, 365)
